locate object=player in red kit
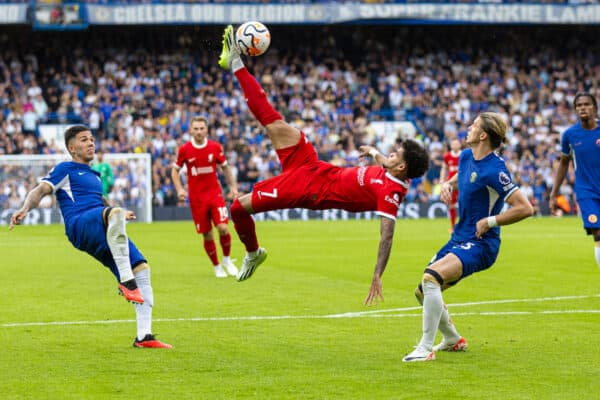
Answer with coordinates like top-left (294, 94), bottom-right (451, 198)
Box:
top-left (219, 25), bottom-right (430, 304)
top-left (440, 139), bottom-right (462, 231)
top-left (171, 116), bottom-right (240, 278)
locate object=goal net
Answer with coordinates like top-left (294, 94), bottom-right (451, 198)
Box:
top-left (0, 153), bottom-right (153, 225)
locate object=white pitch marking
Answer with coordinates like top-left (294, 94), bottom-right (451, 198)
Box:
top-left (1, 294), bottom-right (599, 328)
top-left (332, 293), bottom-right (600, 318)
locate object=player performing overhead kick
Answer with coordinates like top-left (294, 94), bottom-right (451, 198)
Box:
top-left (218, 25), bottom-right (430, 305)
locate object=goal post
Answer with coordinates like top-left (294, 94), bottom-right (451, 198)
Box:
top-left (0, 153), bottom-right (153, 225)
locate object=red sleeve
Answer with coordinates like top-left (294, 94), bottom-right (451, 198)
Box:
top-left (175, 144), bottom-right (187, 169)
top-left (376, 189), bottom-right (403, 220)
top-left (214, 142), bottom-right (226, 165)
top-left (443, 152), bottom-right (450, 166)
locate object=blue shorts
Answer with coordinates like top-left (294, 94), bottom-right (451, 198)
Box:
top-left (66, 207), bottom-right (147, 281)
top-left (577, 198), bottom-right (600, 234)
top-left (430, 238), bottom-right (500, 281)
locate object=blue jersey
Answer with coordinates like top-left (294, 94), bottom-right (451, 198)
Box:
top-left (41, 160), bottom-right (146, 279)
top-left (561, 122), bottom-right (600, 200)
top-left (42, 161), bottom-right (104, 233)
top-left (453, 149), bottom-right (519, 243)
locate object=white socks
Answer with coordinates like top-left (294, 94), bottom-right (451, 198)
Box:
top-left (232, 57), bottom-right (244, 73)
top-left (418, 280), bottom-right (444, 351)
top-left (438, 305), bottom-right (461, 344)
top-left (595, 245), bottom-right (600, 269)
top-left (133, 268), bottom-right (153, 341)
top-left (106, 209), bottom-right (134, 282)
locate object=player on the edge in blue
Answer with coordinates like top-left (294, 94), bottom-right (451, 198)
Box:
top-left (403, 112), bottom-right (533, 362)
top-left (9, 125), bottom-right (171, 348)
top-left (550, 92), bottom-right (600, 270)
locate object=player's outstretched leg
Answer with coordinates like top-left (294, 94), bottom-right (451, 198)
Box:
top-left (230, 197), bottom-right (267, 281)
top-left (433, 336), bottom-right (467, 352)
top-left (414, 283), bottom-right (466, 352)
top-left (218, 25), bottom-right (284, 129)
top-left (237, 248), bottom-right (268, 282)
top-left (218, 25), bottom-right (240, 70)
top-left (107, 208), bottom-right (144, 304)
top-left (434, 304), bottom-right (466, 352)
top-left (132, 266), bottom-right (172, 349)
top-left (403, 280), bottom-right (442, 362)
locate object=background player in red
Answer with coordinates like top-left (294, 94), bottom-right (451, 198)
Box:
top-left (440, 139), bottom-right (462, 231)
top-left (219, 25), bottom-right (430, 304)
top-left (171, 116), bottom-right (240, 278)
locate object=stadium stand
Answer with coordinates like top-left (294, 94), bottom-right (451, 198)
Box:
top-left (0, 23), bottom-right (590, 215)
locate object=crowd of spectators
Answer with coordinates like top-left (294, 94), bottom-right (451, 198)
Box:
top-left (1, 24), bottom-right (596, 216)
top-left (2, 0), bottom-right (596, 5)
top-left (30, 1), bottom-right (600, 4)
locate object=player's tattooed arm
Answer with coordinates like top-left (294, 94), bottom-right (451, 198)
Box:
top-left (9, 182), bottom-right (53, 229)
top-left (374, 216), bottom-right (395, 277)
top-left (359, 145), bottom-right (388, 168)
top-left (364, 216), bottom-right (395, 306)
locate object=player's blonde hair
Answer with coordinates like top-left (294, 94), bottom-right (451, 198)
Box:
top-left (479, 112), bottom-right (507, 149)
top-left (190, 116), bottom-right (208, 126)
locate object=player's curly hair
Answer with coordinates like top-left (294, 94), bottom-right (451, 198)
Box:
top-left (401, 139), bottom-right (429, 179)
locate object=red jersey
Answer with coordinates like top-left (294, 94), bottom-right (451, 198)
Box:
top-left (174, 139), bottom-right (226, 204)
top-left (443, 151), bottom-right (460, 180)
top-left (251, 135), bottom-right (409, 219)
top-left (315, 164), bottom-right (409, 219)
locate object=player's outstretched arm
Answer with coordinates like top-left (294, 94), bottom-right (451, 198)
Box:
top-left (364, 216), bottom-right (395, 306)
top-left (359, 145), bottom-right (389, 168)
top-left (9, 182), bottom-right (53, 230)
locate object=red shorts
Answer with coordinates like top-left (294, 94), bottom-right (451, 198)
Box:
top-left (190, 196), bottom-right (228, 234)
top-left (251, 133), bottom-right (321, 213)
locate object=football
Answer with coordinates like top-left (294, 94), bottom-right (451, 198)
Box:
top-left (236, 21), bottom-right (271, 57)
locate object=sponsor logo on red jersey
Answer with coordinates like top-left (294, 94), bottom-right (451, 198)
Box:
top-left (384, 193), bottom-right (401, 207)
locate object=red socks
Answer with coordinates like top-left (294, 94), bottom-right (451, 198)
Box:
top-left (203, 239), bottom-right (219, 266)
top-left (230, 199), bottom-right (259, 252)
top-left (234, 67), bottom-right (282, 126)
top-left (219, 232), bottom-right (232, 257)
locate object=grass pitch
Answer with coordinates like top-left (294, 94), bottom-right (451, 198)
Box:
top-left (1, 216), bottom-right (599, 399)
